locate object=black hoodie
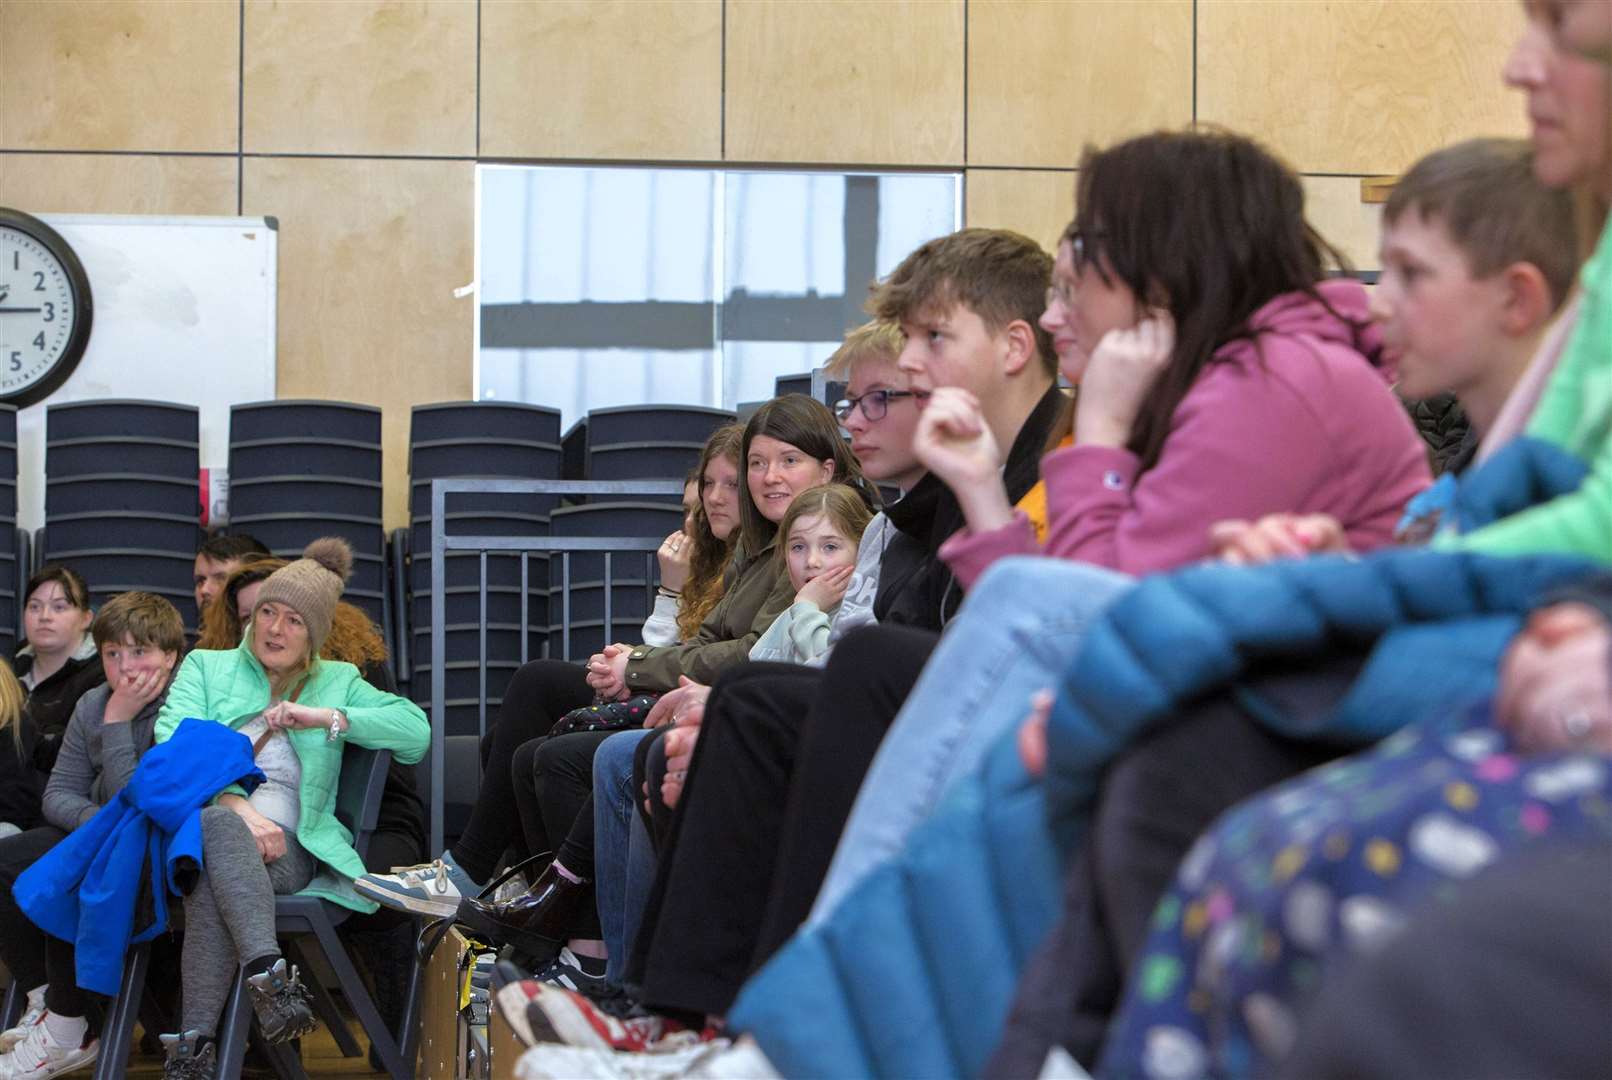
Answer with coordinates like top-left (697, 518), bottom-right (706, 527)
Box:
top-left (873, 384), bottom-right (1066, 632)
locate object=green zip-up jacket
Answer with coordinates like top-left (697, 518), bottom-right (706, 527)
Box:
top-left (155, 636), bottom-right (430, 912)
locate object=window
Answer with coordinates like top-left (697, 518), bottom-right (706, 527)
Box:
top-left (477, 164), bottom-right (960, 427)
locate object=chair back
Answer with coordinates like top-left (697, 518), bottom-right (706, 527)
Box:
top-left (336, 744), bottom-right (392, 864)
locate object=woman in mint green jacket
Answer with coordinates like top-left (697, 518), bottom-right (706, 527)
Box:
top-left (152, 539), bottom-right (428, 1080)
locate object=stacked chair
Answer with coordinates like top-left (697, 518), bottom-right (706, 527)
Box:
top-left (544, 500), bottom-right (686, 660)
top-left (580, 404), bottom-right (735, 493)
top-left (0, 406), bottom-right (18, 655)
top-left (42, 400), bottom-right (201, 633)
top-left (541, 405), bottom-right (734, 655)
top-left (561, 417), bottom-right (588, 484)
top-left (405, 402), bottom-right (562, 740)
top-left (774, 372), bottom-right (813, 398)
top-left (227, 400), bottom-right (387, 631)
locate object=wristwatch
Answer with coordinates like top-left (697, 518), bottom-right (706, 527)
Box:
top-left (326, 708), bottom-right (348, 743)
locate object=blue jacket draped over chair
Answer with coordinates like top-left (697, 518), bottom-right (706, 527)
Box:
top-left (15, 718), bottom-right (264, 995)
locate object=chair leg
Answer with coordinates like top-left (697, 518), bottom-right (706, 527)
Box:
top-left (137, 996), bottom-right (173, 1058)
top-left (0, 979), bottom-right (22, 1032)
top-left (283, 937), bottom-right (362, 1058)
top-left (397, 936), bottom-right (424, 1072)
top-left (214, 972), bottom-right (253, 1080)
top-left (92, 943), bottom-right (149, 1080)
top-left (308, 917), bottom-right (413, 1079)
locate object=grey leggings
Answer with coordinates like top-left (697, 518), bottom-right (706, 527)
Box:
top-left (181, 806), bottom-right (316, 1036)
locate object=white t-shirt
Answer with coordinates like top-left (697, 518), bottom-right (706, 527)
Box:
top-left (238, 715), bottom-right (302, 832)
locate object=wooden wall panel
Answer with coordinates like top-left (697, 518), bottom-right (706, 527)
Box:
top-left (968, 0), bottom-right (1192, 168)
top-left (964, 169), bottom-right (1075, 253)
top-left (243, 0), bottom-right (476, 156)
top-left (725, 0), bottom-right (965, 165)
top-left (1304, 176), bottom-right (1385, 273)
top-left (0, 154), bottom-right (239, 216)
top-left (0, 0), bottom-right (238, 152)
top-left (481, 0), bottom-right (722, 160)
top-left (1198, 0), bottom-right (1527, 175)
top-left (242, 158), bottom-right (474, 528)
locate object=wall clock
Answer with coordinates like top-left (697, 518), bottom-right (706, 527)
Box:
top-left (0, 207), bottom-right (93, 408)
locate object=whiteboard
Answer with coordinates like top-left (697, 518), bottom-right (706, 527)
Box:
top-left (17, 214), bottom-right (278, 530)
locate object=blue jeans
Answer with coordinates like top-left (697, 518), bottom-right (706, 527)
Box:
top-left (592, 728), bottom-right (657, 987)
top-left (810, 556), bottom-right (1134, 922)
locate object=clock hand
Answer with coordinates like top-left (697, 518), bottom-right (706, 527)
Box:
top-left (0, 308), bottom-right (43, 314)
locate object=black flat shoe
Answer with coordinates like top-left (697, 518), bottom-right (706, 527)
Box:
top-left (453, 861), bottom-right (587, 959)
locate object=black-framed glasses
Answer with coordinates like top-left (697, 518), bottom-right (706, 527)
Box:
top-left (833, 389), bottom-right (929, 423)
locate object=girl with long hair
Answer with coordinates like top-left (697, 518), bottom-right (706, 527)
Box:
top-left (641, 424), bottom-right (744, 646)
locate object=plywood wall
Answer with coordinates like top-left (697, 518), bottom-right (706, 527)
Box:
top-left (0, 0), bottom-right (1527, 525)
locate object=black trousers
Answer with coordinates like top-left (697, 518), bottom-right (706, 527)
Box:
top-left (628, 625), bottom-right (940, 1017)
top-left (0, 826), bottom-right (92, 1020)
top-left (983, 657), bottom-right (1364, 1077)
top-left (507, 729), bottom-right (615, 939)
top-left (450, 660), bottom-right (593, 883)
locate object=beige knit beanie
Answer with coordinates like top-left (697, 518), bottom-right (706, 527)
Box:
top-left (253, 537), bottom-right (352, 659)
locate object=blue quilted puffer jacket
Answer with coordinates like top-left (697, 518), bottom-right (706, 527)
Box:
top-left (730, 547), bottom-right (1596, 1078)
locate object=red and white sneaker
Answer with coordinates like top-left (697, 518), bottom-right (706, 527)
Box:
top-left (0, 1016), bottom-right (97, 1079)
top-left (496, 980), bottom-right (684, 1053)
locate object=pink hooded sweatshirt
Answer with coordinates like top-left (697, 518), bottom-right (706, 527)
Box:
top-left (940, 279), bottom-right (1432, 586)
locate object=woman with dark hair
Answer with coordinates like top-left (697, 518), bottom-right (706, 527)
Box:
top-left (356, 395), bottom-right (871, 919)
top-left (923, 129), bottom-right (1430, 577)
top-left (15, 566), bottom-right (106, 777)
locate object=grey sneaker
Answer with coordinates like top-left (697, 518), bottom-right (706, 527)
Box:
top-left (245, 959), bottom-right (317, 1044)
top-left (354, 852), bottom-right (483, 917)
top-left (160, 1031), bottom-right (216, 1080)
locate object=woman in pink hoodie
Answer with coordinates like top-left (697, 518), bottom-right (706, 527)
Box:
top-left (814, 130), bottom-right (1433, 919)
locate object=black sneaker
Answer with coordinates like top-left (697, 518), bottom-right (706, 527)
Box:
top-left (533, 946), bottom-right (610, 997)
top-left (586, 983), bottom-right (653, 1020)
top-left (244, 959), bottom-right (318, 1044)
top-left (160, 1030), bottom-right (217, 1080)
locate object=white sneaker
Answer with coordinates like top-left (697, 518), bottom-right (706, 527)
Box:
top-left (0, 1017), bottom-right (97, 1079)
top-left (0, 988), bottom-right (46, 1053)
top-left (354, 853), bottom-right (483, 917)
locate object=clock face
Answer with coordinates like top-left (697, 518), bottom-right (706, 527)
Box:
top-left (0, 212), bottom-right (93, 407)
